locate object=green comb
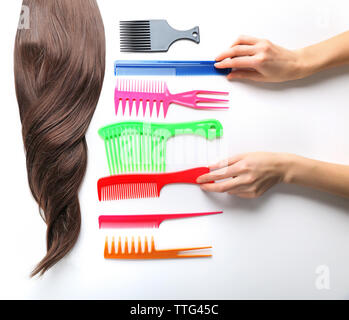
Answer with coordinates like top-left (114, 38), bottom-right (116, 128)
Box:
top-left (98, 119), bottom-right (223, 175)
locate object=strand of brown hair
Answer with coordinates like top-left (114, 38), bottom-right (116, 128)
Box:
top-left (14, 0), bottom-right (106, 277)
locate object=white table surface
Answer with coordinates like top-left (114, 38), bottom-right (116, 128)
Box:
top-left (1, 0), bottom-right (349, 299)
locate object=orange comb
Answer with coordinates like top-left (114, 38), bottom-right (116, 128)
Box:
top-left (104, 236), bottom-right (212, 259)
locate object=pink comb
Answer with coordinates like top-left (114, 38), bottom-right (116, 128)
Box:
top-left (115, 79), bottom-right (229, 118)
top-left (99, 211), bottom-right (223, 229)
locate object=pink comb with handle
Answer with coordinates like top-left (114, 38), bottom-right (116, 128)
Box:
top-left (115, 79), bottom-right (229, 118)
top-left (99, 211), bottom-right (223, 229)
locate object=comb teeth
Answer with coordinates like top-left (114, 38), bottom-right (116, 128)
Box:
top-left (116, 79), bottom-right (166, 94)
top-left (115, 79), bottom-right (169, 117)
top-left (120, 21), bottom-right (151, 52)
top-left (100, 183), bottom-right (159, 201)
top-left (105, 236), bottom-right (155, 257)
top-left (99, 122), bottom-right (222, 175)
top-left (104, 236), bottom-right (213, 259)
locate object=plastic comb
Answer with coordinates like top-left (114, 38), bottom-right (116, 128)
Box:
top-left (99, 211), bottom-right (223, 229)
top-left (98, 120), bottom-right (223, 175)
top-left (120, 20), bottom-right (200, 52)
top-left (104, 236), bottom-right (212, 259)
top-left (114, 60), bottom-right (232, 76)
top-left (115, 79), bottom-right (229, 117)
top-left (97, 167), bottom-right (210, 201)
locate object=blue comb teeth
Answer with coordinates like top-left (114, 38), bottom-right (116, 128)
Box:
top-left (114, 60), bottom-right (232, 76)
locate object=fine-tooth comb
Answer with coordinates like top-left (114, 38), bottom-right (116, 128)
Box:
top-left (115, 79), bottom-right (229, 117)
top-left (99, 211), bottom-right (223, 229)
top-left (120, 20), bottom-right (200, 52)
top-left (97, 167), bottom-right (210, 201)
top-left (104, 236), bottom-right (212, 259)
top-left (98, 120), bottom-right (223, 175)
top-left (114, 60), bottom-right (232, 76)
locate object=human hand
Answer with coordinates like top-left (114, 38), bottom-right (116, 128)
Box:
top-left (215, 35), bottom-right (308, 82)
top-left (197, 152), bottom-right (289, 198)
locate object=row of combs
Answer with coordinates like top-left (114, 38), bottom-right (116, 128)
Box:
top-left (118, 20), bottom-right (229, 118)
top-left (102, 212), bottom-right (222, 259)
top-left (97, 119), bottom-right (223, 201)
top-left (97, 122), bottom-right (222, 258)
top-left (100, 19), bottom-right (228, 260)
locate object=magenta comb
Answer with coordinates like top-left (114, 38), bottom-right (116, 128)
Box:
top-left (99, 211), bottom-right (223, 229)
top-left (115, 79), bottom-right (229, 118)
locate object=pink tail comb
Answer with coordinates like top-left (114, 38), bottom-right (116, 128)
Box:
top-left (99, 211), bottom-right (223, 229)
top-left (115, 79), bottom-right (229, 118)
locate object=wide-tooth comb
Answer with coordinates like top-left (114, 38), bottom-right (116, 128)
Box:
top-left (99, 211), bottom-right (223, 229)
top-left (115, 79), bottom-right (229, 117)
top-left (97, 167), bottom-right (210, 201)
top-left (120, 20), bottom-right (200, 53)
top-left (104, 236), bottom-right (212, 259)
top-left (98, 120), bottom-right (223, 175)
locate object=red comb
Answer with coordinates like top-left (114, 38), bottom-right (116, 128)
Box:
top-left (97, 167), bottom-right (210, 201)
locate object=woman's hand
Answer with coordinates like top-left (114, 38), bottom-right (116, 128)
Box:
top-left (197, 152), bottom-right (289, 198)
top-left (216, 32), bottom-right (349, 82)
top-left (215, 35), bottom-right (308, 82)
top-left (198, 151), bottom-right (349, 199)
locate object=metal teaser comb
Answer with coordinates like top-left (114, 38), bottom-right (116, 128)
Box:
top-left (120, 20), bottom-right (200, 52)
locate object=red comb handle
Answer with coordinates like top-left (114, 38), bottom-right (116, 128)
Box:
top-left (159, 167), bottom-right (209, 185)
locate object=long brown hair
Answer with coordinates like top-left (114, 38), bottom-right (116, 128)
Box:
top-left (14, 0), bottom-right (105, 276)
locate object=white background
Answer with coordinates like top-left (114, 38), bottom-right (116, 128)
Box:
top-left (1, 0), bottom-right (349, 300)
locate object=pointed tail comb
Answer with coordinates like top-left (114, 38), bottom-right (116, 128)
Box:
top-left (99, 211), bottom-right (223, 229)
top-left (104, 236), bottom-right (212, 259)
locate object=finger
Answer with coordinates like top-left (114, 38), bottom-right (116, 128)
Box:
top-left (197, 165), bottom-right (240, 183)
top-left (215, 56), bottom-right (257, 69)
top-left (215, 45), bottom-right (255, 62)
top-left (231, 35), bottom-right (259, 46)
top-left (227, 70), bottom-right (263, 81)
top-left (209, 154), bottom-right (244, 170)
top-left (200, 177), bottom-right (242, 193)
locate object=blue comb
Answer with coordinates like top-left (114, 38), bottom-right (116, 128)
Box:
top-left (114, 60), bottom-right (232, 76)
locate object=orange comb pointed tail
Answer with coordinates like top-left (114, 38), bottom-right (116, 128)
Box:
top-left (104, 236), bottom-right (212, 260)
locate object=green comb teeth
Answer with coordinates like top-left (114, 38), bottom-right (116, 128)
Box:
top-left (98, 119), bottom-right (223, 175)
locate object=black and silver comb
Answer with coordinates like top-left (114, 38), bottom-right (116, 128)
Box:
top-left (120, 20), bottom-right (200, 52)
